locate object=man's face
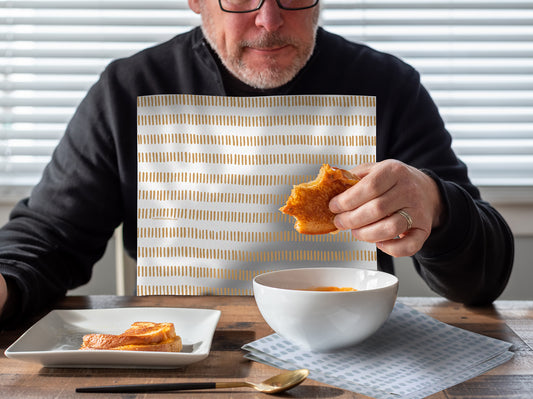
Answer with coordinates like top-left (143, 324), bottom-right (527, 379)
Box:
top-left (189, 0), bottom-right (320, 89)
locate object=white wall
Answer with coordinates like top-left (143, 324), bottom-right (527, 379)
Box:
top-left (396, 235), bottom-right (533, 300)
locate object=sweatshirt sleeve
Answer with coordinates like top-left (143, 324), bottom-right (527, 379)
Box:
top-left (381, 64), bottom-right (514, 305)
top-left (0, 67), bottom-right (127, 327)
top-left (414, 171), bottom-right (514, 305)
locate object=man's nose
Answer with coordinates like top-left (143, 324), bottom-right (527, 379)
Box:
top-left (255, 0), bottom-right (284, 32)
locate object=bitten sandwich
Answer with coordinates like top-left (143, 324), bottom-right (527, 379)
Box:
top-left (280, 164), bottom-right (360, 234)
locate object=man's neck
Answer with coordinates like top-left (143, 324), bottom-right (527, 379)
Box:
top-left (219, 65), bottom-right (293, 97)
top-left (204, 40), bottom-right (293, 97)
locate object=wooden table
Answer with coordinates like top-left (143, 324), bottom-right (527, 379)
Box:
top-left (1, 296), bottom-right (532, 398)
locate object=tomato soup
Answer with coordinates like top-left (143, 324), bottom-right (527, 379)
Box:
top-left (303, 286), bottom-right (357, 292)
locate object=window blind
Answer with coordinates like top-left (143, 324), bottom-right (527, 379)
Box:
top-left (1, 0), bottom-right (532, 192)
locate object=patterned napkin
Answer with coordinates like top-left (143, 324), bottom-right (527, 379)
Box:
top-left (137, 94), bottom-right (376, 296)
top-left (242, 301), bottom-right (513, 399)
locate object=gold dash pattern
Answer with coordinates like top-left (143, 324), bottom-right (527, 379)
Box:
top-left (137, 94), bottom-right (377, 296)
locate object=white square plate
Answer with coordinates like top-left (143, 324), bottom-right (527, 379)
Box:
top-left (5, 307), bottom-right (221, 368)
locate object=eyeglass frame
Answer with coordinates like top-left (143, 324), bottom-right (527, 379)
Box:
top-left (218, 0), bottom-right (319, 13)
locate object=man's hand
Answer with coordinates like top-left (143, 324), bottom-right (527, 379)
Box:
top-left (0, 274), bottom-right (8, 318)
top-left (329, 160), bottom-right (445, 257)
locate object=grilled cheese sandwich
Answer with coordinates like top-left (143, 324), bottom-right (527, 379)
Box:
top-left (80, 322), bottom-right (182, 352)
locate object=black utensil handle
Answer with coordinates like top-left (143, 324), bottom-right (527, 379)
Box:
top-left (76, 382), bottom-right (217, 393)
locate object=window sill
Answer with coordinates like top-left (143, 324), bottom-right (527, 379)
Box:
top-left (0, 186), bottom-right (33, 205)
top-left (479, 186), bottom-right (533, 206)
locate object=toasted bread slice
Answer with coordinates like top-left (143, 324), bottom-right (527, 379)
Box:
top-left (81, 322), bottom-right (176, 348)
top-left (122, 322), bottom-right (177, 343)
top-left (104, 336), bottom-right (182, 352)
top-left (80, 336), bottom-right (182, 352)
top-left (280, 164), bottom-right (359, 234)
top-left (80, 322), bottom-right (182, 352)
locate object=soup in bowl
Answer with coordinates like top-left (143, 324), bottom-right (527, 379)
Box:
top-left (253, 267), bottom-right (398, 352)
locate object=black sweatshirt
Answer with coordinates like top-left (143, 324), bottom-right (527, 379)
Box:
top-left (0, 27), bottom-right (514, 327)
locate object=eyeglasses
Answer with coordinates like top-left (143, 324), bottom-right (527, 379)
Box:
top-left (219, 0), bottom-right (319, 13)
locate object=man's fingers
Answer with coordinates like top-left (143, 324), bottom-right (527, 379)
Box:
top-left (348, 162), bottom-right (374, 179)
top-left (330, 165), bottom-right (396, 214)
top-left (375, 229), bottom-right (428, 258)
top-left (345, 211), bottom-right (416, 241)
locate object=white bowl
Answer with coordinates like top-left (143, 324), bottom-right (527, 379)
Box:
top-left (253, 267), bottom-right (398, 352)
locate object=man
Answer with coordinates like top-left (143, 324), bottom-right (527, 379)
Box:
top-left (0, 0), bottom-right (513, 326)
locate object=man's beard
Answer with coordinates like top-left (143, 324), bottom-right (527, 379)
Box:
top-left (201, 20), bottom-right (318, 89)
top-left (231, 32), bottom-right (315, 89)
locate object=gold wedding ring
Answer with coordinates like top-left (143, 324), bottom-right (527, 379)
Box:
top-left (397, 210), bottom-right (413, 231)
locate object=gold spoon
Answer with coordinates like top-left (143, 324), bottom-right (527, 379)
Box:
top-left (76, 368), bottom-right (309, 394)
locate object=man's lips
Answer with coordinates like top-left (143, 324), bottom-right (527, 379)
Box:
top-left (245, 44), bottom-right (291, 54)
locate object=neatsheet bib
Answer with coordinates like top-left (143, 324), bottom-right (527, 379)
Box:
top-left (137, 94), bottom-right (376, 296)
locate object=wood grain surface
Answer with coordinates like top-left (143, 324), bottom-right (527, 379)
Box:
top-left (1, 296), bottom-right (532, 398)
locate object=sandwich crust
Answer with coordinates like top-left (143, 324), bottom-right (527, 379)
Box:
top-left (280, 164), bottom-right (360, 234)
top-left (84, 337), bottom-right (183, 352)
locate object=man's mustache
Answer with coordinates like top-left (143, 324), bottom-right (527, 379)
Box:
top-left (240, 33), bottom-right (297, 49)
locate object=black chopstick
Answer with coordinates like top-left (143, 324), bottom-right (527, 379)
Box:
top-left (76, 382), bottom-right (216, 393)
